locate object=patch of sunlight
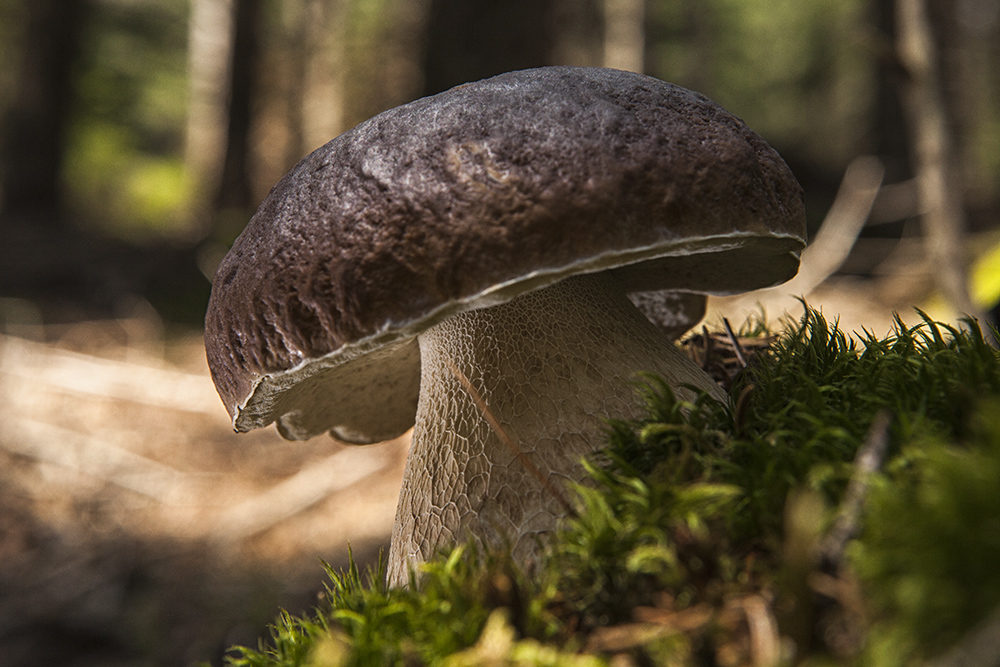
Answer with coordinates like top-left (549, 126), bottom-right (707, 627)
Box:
top-left (921, 233), bottom-right (1000, 319)
top-left (971, 234), bottom-right (1000, 308)
top-left (124, 157), bottom-right (192, 232)
top-left (65, 121), bottom-right (197, 241)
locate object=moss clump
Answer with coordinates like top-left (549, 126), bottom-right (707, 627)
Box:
top-left (218, 308), bottom-right (1000, 667)
top-left (852, 403), bottom-right (1000, 665)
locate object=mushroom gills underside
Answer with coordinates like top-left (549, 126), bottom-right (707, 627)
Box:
top-left (387, 271), bottom-right (726, 586)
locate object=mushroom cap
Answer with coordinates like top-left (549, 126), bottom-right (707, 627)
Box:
top-left (205, 66), bottom-right (806, 443)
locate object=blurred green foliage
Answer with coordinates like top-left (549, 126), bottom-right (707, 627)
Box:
top-left (648, 0), bottom-right (872, 168)
top-left (853, 403), bottom-right (1000, 665)
top-left (2, 0), bottom-right (999, 241)
top-left (63, 0), bottom-right (193, 239)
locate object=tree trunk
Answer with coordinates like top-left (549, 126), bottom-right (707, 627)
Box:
top-left (215, 0), bottom-right (262, 232)
top-left (871, 0), bottom-right (912, 187)
top-left (421, 0), bottom-right (555, 96)
top-left (186, 0), bottom-right (234, 209)
top-left (602, 0), bottom-right (644, 72)
top-left (895, 0), bottom-right (980, 322)
top-left (0, 0), bottom-right (88, 223)
top-left (300, 0), bottom-right (346, 153)
top-left (551, 0), bottom-right (603, 67)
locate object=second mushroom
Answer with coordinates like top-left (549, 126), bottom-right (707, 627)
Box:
top-left (205, 67), bottom-right (806, 587)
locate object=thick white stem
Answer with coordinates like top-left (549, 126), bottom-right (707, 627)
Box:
top-left (387, 273), bottom-right (724, 586)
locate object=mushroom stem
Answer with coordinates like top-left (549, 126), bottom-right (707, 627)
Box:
top-left (387, 272), bottom-right (726, 586)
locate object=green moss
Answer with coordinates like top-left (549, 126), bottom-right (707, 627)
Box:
top-left (852, 403), bottom-right (1000, 665)
top-left (217, 308), bottom-right (1000, 667)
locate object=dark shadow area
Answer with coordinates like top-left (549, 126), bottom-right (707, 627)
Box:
top-left (0, 214), bottom-right (212, 327)
top-left (0, 467), bottom-right (384, 667)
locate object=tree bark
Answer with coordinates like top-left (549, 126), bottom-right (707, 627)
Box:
top-left (0, 0), bottom-right (88, 223)
top-left (895, 0), bottom-right (980, 321)
top-left (602, 0), bottom-right (644, 73)
top-left (215, 0), bottom-right (262, 228)
top-left (871, 0), bottom-right (912, 187)
top-left (551, 0), bottom-right (603, 67)
top-left (421, 0), bottom-right (555, 96)
top-left (186, 0), bottom-right (234, 206)
top-left (300, 0), bottom-right (346, 153)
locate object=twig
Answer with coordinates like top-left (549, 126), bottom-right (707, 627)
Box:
top-left (445, 360), bottom-right (578, 518)
top-left (742, 594), bottom-right (781, 667)
top-left (711, 155), bottom-right (883, 322)
top-left (212, 445), bottom-right (393, 543)
top-left (701, 325), bottom-right (712, 365)
top-left (0, 334), bottom-right (219, 414)
top-left (789, 156), bottom-right (885, 296)
top-left (722, 318), bottom-right (747, 368)
top-left (819, 410), bottom-right (893, 571)
top-left (1, 416), bottom-right (203, 503)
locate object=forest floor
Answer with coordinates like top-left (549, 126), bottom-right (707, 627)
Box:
top-left (0, 232), bottom-right (986, 667)
top-left (0, 319), bottom-right (409, 667)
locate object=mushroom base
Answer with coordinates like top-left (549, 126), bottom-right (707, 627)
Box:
top-left (387, 273), bottom-right (725, 586)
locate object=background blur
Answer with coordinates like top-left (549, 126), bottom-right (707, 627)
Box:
top-left (0, 0), bottom-right (998, 665)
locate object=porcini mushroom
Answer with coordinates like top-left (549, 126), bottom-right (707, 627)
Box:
top-left (204, 67), bottom-right (806, 586)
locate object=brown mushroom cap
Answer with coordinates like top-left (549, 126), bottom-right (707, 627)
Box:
top-left (204, 66), bottom-right (805, 443)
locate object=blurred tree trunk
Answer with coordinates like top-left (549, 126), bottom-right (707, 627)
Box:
top-left (186, 0), bottom-right (233, 211)
top-left (0, 0), bottom-right (88, 223)
top-left (338, 0), bottom-right (427, 131)
top-left (682, 0), bottom-right (714, 93)
top-left (871, 0), bottom-right (911, 187)
top-left (602, 0), bottom-right (644, 72)
top-left (284, 0), bottom-right (346, 162)
top-left (284, 1), bottom-right (309, 168)
top-left (215, 0), bottom-right (263, 236)
top-left (217, 0), bottom-right (261, 209)
top-left (551, 0), bottom-right (603, 67)
top-left (421, 0), bottom-right (555, 96)
top-left (895, 0), bottom-right (980, 321)
top-left (940, 0), bottom-right (999, 214)
top-left (300, 0), bottom-right (346, 152)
